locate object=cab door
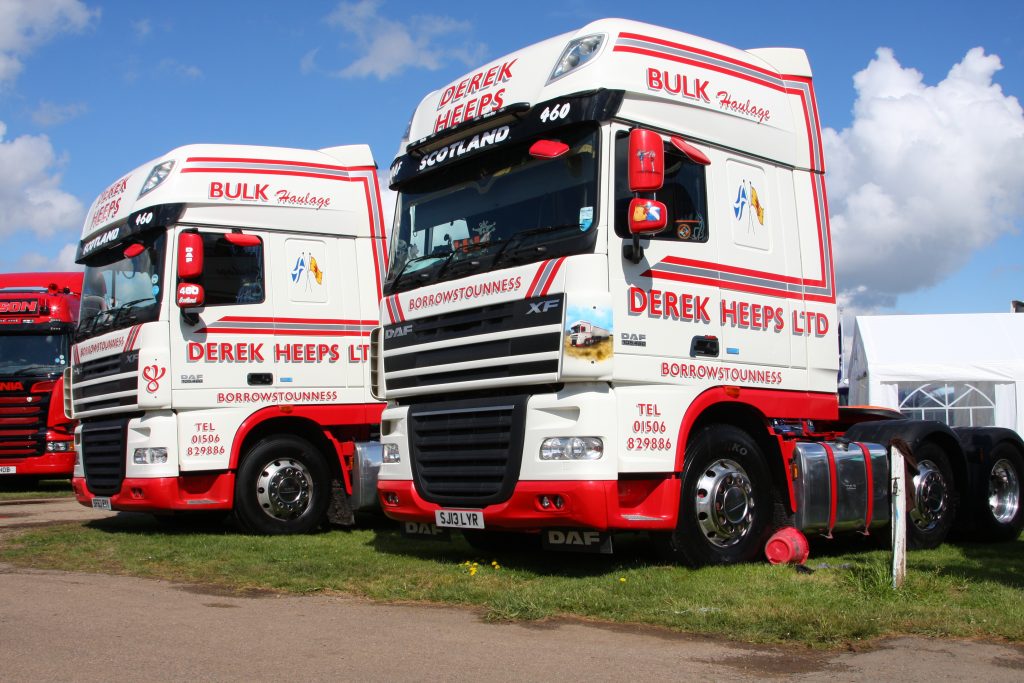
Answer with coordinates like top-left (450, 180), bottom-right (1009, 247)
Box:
top-left (610, 127), bottom-right (722, 375)
top-left (170, 226), bottom-right (272, 407)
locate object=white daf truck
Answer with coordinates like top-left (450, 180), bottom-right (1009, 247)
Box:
top-left (374, 19), bottom-right (1024, 564)
top-left (67, 143), bottom-right (388, 534)
top-left (568, 321), bottom-right (611, 347)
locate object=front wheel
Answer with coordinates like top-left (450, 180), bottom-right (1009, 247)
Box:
top-left (233, 435), bottom-right (331, 535)
top-left (656, 424), bottom-right (778, 567)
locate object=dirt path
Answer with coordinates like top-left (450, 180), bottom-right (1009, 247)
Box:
top-left (1, 498), bottom-right (1022, 682)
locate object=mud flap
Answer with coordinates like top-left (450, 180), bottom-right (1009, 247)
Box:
top-left (326, 479), bottom-right (355, 526)
top-left (400, 521), bottom-right (451, 541)
top-left (542, 528), bottom-right (613, 554)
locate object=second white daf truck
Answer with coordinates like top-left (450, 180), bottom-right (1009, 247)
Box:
top-left (68, 144), bottom-right (388, 534)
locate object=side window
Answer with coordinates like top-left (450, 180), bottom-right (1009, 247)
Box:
top-left (198, 232), bottom-right (265, 306)
top-left (614, 131), bottom-right (709, 242)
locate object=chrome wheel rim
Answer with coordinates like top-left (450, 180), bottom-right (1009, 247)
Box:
top-left (694, 458), bottom-right (755, 547)
top-left (989, 458), bottom-right (1020, 525)
top-left (256, 458), bottom-right (312, 521)
top-left (911, 459), bottom-right (949, 532)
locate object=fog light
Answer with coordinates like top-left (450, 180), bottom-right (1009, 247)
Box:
top-left (382, 492), bottom-right (399, 506)
top-left (46, 441), bottom-right (72, 452)
top-left (540, 495), bottom-right (552, 509)
top-left (540, 437), bottom-right (603, 460)
top-left (133, 447), bottom-right (168, 464)
top-left (383, 443), bottom-right (401, 463)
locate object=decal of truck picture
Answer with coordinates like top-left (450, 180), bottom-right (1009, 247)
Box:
top-left (568, 320), bottom-right (610, 346)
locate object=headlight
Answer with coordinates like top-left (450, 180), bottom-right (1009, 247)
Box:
top-left (133, 447), bottom-right (168, 464)
top-left (382, 443), bottom-right (401, 463)
top-left (548, 34), bottom-right (605, 82)
top-left (46, 441), bottom-right (72, 452)
top-left (540, 437), bottom-right (603, 460)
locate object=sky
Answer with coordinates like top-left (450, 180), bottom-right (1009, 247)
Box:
top-left (0, 0), bottom-right (1021, 323)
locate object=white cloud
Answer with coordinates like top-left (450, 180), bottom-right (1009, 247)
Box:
top-left (158, 58), bottom-right (202, 79)
top-left (0, 122), bottom-right (84, 239)
top-left (300, 48), bottom-right (319, 75)
top-left (825, 47), bottom-right (1024, 312)
top-left (31, 100), bottom-right (87, 126)
top-left (131, 18), bottom-right (151, 38)
top-left (0, 0), bottom-right (98, 84)
top-left (325, 0), bottom-right (485, 80)
top-left (21, 243), bottom-right (81, 271)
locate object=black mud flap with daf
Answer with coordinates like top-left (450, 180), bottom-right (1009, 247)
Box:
top-left (542, 528), bottom-right (614, 554)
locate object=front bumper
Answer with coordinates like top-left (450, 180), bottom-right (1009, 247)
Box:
top-left (0, 446), bottom-right (75, 477)
top-left (378, 477), bottom-right (680, 531)
top-left (72, 472), bottom-right (234, 512)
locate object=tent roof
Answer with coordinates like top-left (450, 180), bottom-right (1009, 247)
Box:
top-left (851, 313), bottom-right (1024, 383)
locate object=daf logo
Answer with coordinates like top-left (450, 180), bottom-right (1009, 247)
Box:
top-left (385, 324), bottom-right (414, 339)
top-left (527, 299), bottom-right (560, 315)
top-left (547, 530), bottom-right (602, 546)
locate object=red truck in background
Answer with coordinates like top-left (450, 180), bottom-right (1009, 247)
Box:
top-left (0, 273), bottom-right (81, 483)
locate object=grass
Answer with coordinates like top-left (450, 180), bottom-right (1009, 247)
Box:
top-left (1, 513), bottom-right (1021, 648)
top-left (0, 478), bottom-right (74, 501)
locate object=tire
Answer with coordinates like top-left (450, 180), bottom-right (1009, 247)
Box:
top-left (975, 442), bottom-right (1024, 542)
top-left (657, 424), bottom-right (778, 567)
top-left (233, 435), bottom-right (331, 535)
top-left (906, 441), bottom-right (958, 549)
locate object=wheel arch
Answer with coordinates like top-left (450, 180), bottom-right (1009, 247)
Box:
top-left (844, 419), bottom-right (968, 496)
top-left (676, 391), bottom-right (789, 512)
top-left (229, 404), bottom-right (382, 479)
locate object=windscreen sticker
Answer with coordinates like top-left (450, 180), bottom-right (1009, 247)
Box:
top-left (579, 206), bottom-right (593, 231)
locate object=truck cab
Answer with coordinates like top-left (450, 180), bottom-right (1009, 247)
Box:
top-left (68, 144), bottom-right (388, 533)
top-left (374, 19), bottom-right (1024, 563)
top-left (0, 273), bottom-right (81, 482)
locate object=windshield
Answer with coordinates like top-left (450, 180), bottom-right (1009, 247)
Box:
top-left (77, 231), bottom-right (166, 340)
top-left (0, 333), bottom-right (69, 377)
top-left (387, 123), bottom-right (600, 294)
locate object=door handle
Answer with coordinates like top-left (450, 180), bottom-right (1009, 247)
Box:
top-left (690, 335), bottom-right (719, 358)
top-left (247, 373), bottom-right (273, 386)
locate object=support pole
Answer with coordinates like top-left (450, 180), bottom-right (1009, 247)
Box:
top-left (890, 441), bottom-right (907, 589)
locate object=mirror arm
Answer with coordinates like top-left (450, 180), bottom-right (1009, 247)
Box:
top-left (623, 235), bottom-right (644, 264)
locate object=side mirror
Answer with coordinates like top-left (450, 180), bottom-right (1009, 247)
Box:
top-left (176, 282), bottom-right (205, 308)
top-left (628, 128), bottom-right (663, 192)
top-left (628, 198), bottom-right (667, 234)
top-left (178, 232), bottom-right (204, 280)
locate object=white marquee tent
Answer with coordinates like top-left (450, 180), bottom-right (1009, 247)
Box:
top-left (848, 313), bottom-right (1024, 436)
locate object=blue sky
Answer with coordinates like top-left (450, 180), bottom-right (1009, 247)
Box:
top-left (0, 0), bottom-right (1021, 318)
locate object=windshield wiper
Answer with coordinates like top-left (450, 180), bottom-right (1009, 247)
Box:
top-left (13, 364), bottom-right (59, 377)
top-left (387, 254), bottom-right (447, 294)
top-left (491, 223), bottom-right (583, 269)
top-left (110, 298), bottom-right (153, 326)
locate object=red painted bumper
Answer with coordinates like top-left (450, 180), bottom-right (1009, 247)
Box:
top-left (0, 449), bottom-right (75, 477)
top-left (72, 473), bottom-right (234, 512)
top-left (378, 477), bottom-right (681, 531)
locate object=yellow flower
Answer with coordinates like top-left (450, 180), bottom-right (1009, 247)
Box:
top-left (619, 577), bottom-right (627, 583)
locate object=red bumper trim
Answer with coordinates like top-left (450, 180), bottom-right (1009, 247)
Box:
top-left (0, 449), bottom-right (75, 476)
top-left (72, 472), bottom-right (234, 512)
top-left (378, 477), bottom-right (680, 531)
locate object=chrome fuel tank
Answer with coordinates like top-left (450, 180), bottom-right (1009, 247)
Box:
top-left (792, 441), bottom-right (890, 535)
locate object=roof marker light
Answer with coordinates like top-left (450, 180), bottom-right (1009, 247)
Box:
top-left (138, 160), bottom-right (174, 198)
top-left (548, 34), bottom-right (605, 83)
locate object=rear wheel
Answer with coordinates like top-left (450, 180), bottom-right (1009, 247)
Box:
top-left (233, 435), bottom-right (331, 535)
top-left (906, 441), bottom-right (958, 549)
top-left (976, 442), bottom-right (1023, 542)
top-left (657, 424), bottom-right (778, 566)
